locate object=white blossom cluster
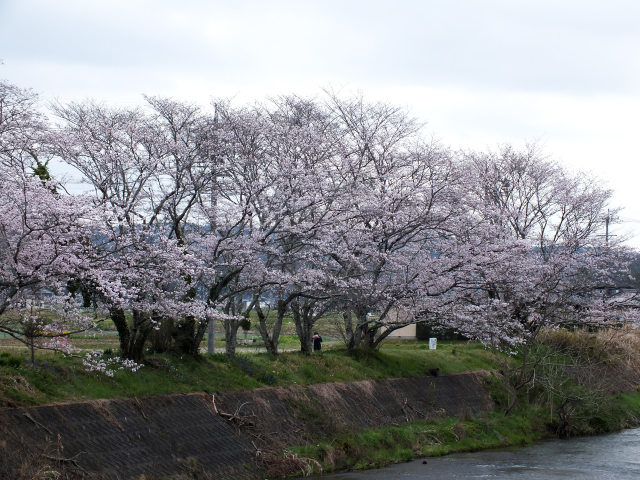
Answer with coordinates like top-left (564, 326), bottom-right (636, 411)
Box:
top-left (82, 351), bottom-right (143, 377)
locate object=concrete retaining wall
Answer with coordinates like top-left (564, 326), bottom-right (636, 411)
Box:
top-left (0, 372), bottom-right (493, 479)
top-left (216, 371), bottom-right (493, 446)
top-left (0, 394), bottom-right (257, 479)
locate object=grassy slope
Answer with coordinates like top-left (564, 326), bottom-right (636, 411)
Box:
top-left (0, 340), bottom-right (497, 408)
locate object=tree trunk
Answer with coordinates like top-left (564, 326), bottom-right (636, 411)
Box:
top-left (129, 309), bottom-right (151, 362)
top-left (296, 317), bottom-right (314, 355)
top-left (362, 325), bottom-right (376, 349)
top-left (110, 307), bottom-right (130, 354)
top-left (293, 300), bottom-right (319, 355)
top-left (149, 317), bottom-right (173, 353)
top-left (223, 294), bottom-right (254, 356)
top-left (342, 310), bottom-right (356, 350)
top-left (110, 307), bottom-right (151, 362)
top-left (344, 308), bottom-right (369, 352)
top-left (224, 319), bottom-right (240, 356)
top-left (370, 326), bottom-right (393, 349)
top-left (255, 298), bottom-right (286, 356)
top-left (172, 316), bottom-right (198, 355)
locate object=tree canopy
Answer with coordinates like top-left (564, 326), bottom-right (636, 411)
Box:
top-left (1, 78), bottom-right (636, 366)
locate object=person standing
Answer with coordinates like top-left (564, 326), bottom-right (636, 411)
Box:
top-left (312, 332), bottom-right (323, 352)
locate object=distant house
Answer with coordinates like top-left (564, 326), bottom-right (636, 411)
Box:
top-left (386, 323), bottom-right (417, 339)
top-left (382, 308), bottom-right (417, 339)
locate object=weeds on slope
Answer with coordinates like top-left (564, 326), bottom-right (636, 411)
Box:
top-left (0, 341), bottom-right (499, 407)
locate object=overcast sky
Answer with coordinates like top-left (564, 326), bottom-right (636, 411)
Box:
top-left (1, 0), bottom-right (639, 246)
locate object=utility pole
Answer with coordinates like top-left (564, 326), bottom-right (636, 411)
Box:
top-left (207, 103), bottom-right (219, 355)
top-left (207, 315), bottom-right (216, 354)
top-left (600, 209), bottom-right (616, 246)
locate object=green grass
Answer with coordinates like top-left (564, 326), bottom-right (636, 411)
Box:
top-left (575, 392), bottom-right (640, 434)
top-left (291, 410), bottom-right (542, 473)
top-left (377, 340), bottom-right (499, 374)
top-left (290, 388), bottom-right (640, 475)
top-left (0, 340), bottom-right (500, 408)
top-left (0, 352), bottom-right (271, 407)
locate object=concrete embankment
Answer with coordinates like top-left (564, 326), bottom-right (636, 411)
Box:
top-left (0, 372), bottom-right (493, 479)
top-left (0, 394), bottom-right (257, 479)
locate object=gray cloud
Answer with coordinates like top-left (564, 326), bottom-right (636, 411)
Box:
top-left (1, 0), bottom-right (639, 245)
top-left (2, 0), bottom-right (639, 94)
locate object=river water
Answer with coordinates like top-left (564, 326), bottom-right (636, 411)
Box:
top-left (319, 428), bottom-right (640, 479)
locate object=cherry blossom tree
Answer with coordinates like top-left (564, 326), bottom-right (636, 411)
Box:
top-left (0, 80), bottom-right (101, 359)
top-left (188, 102), bottom-right (268, 356)
top-left (0, 173), bottom-right (100, 356)
top-left (235, 97), bottom-right (341, 355)
top-left (0, 80), bottom-right (46, 174)
top-left (453, 144), bottom-right (625, 347)
top-left (440, 144), bottom-right (636, 413)
top-left (51, 100), bottom-right (208, 360)
top-left (319, 94), bottom-right (472, 350)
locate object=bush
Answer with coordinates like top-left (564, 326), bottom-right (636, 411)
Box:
top-left (537, 328), bottom-right (611, 364)
top-left (0, 352), bottom-right (22, 368)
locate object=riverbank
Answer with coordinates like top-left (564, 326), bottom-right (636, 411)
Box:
top-left (0, 372), bottom-right (493, 479)
top-left (315, 427), bottom-right (640, 480)
top-left (283, 328), bottom-right (640, 477)
top-left (2, 370), bottom-right (637, 479)
top-left (1, 329), bottom-right (639, 479)
top-left (288, 391), bottom-right (640, 477)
